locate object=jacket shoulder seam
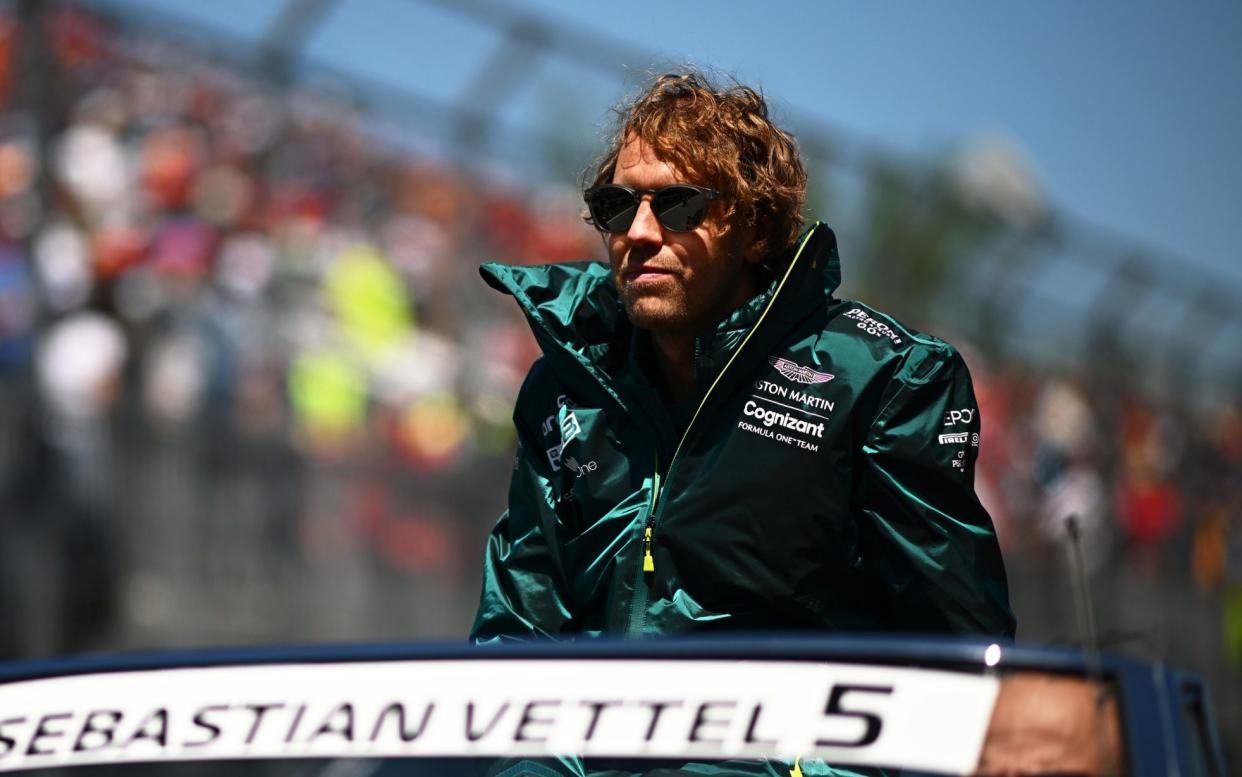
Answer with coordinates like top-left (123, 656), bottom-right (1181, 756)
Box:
top-left (866, 343), bottom-right (959, 439)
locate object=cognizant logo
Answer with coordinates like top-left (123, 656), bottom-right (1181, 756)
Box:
top-left (743, 401), bottom-right (826, 438)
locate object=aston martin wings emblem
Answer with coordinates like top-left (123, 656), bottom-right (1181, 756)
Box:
top-left (769, 356), bottom-right (835, 385)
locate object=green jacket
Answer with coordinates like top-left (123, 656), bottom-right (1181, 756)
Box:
top-left (471, 223), bottom-right (1014, 641)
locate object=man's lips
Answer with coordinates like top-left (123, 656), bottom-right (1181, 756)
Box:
top-left (624, 265), bottom-right (677, 281)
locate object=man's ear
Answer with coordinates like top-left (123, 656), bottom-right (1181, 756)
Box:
top-left (739, 215), bottom-right (765, 263)
top-left (739, 228), bottom-right (765, 264)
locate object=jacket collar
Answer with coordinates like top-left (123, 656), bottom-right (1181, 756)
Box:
top-left (479, 222), bottom-right (841, 397)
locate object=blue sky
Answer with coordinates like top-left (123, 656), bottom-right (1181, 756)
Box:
top-left (117, 0), bottom-right (1242, 288)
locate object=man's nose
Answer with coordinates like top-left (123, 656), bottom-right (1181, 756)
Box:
top-left (625, 197), bottom-right (663, 245)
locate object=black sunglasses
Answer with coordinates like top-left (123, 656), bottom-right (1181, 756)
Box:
top-left (584, 184), bottom-right (721, 234)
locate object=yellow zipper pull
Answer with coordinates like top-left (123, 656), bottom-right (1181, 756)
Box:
top-left (643, 526), bottom-right (655, 572)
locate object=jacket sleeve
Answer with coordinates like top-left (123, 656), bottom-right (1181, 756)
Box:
top-left (854, 344), bottom-right (1016, 638)
top-left (470, 367), bottom-right (575, 643)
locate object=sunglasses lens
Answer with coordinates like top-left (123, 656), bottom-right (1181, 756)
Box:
top-left (586, 185), bottom-right (713, 233)
top-left (652, 186), bottom-right (708, 232)
top-left (589, 187), bottom-right (639, 233)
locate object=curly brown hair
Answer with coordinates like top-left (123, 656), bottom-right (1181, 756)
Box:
top-left (587, 70), bottom-right (807, 262)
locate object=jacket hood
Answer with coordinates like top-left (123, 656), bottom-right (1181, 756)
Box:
top-left (479, 222), bottom-right (842, 398)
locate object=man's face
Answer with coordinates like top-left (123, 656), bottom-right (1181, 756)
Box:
top-left (607, 137), bottom-right (759, 338)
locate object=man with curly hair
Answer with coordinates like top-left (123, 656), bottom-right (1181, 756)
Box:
top-left (471, 71), bottom-right (1014, 642)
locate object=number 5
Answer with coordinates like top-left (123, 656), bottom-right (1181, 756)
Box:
top-left (814, 684), bottom-right (893, 748)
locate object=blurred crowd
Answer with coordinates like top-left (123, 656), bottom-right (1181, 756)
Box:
top-left (0, 2), bottom-right (598, 652)
top-left (0, 1), bottom-right (1239, 703)
top-left (965, 359), bottom-right (1242, 654)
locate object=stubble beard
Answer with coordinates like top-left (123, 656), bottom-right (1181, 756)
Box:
top-left (619, 270), bottom-right (759, 341)
top-left (621, 282), bottom-right (692, 336)
top-left (614, 229), bottom-right (758, 338)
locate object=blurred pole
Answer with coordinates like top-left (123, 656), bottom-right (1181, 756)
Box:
top-left (259, 0), bottom-right (340, 84)
top-left (1163, 286), bottom-right (1236, 404)
top-left (4, 0), bottom-right (60, 659)
top-left (450, 16), bottom-right (547, 160)
top-left (14, 0), bottom-right (59, 324)
top-left (14, 0), bottom-right (55, 124)
top-left (971, 236), bottom-right (1030, 363)
top-left (1084, 254), bottom-right (1154, 384)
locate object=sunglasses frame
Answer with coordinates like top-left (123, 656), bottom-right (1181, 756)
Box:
top-left (583, 184), bottom-right (722, 234)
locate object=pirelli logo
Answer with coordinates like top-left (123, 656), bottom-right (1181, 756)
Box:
top-left (938, 432), bottom-right (969, 445)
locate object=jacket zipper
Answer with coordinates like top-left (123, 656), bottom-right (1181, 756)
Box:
top-left (625, 454), bottom-right (659, 635)
top-left (628, 229), bottom-right (817, 635)
top-left (642, 465), bottom-right (659, 573)
top-left (643, 336), bottom-right (700, 576)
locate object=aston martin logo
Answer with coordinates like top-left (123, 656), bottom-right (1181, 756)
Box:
top-left (768, 357), bottom-right (835, 385)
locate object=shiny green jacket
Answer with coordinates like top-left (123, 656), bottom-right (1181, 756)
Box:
top-left (471, 223), bottom-right (1014, 641)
